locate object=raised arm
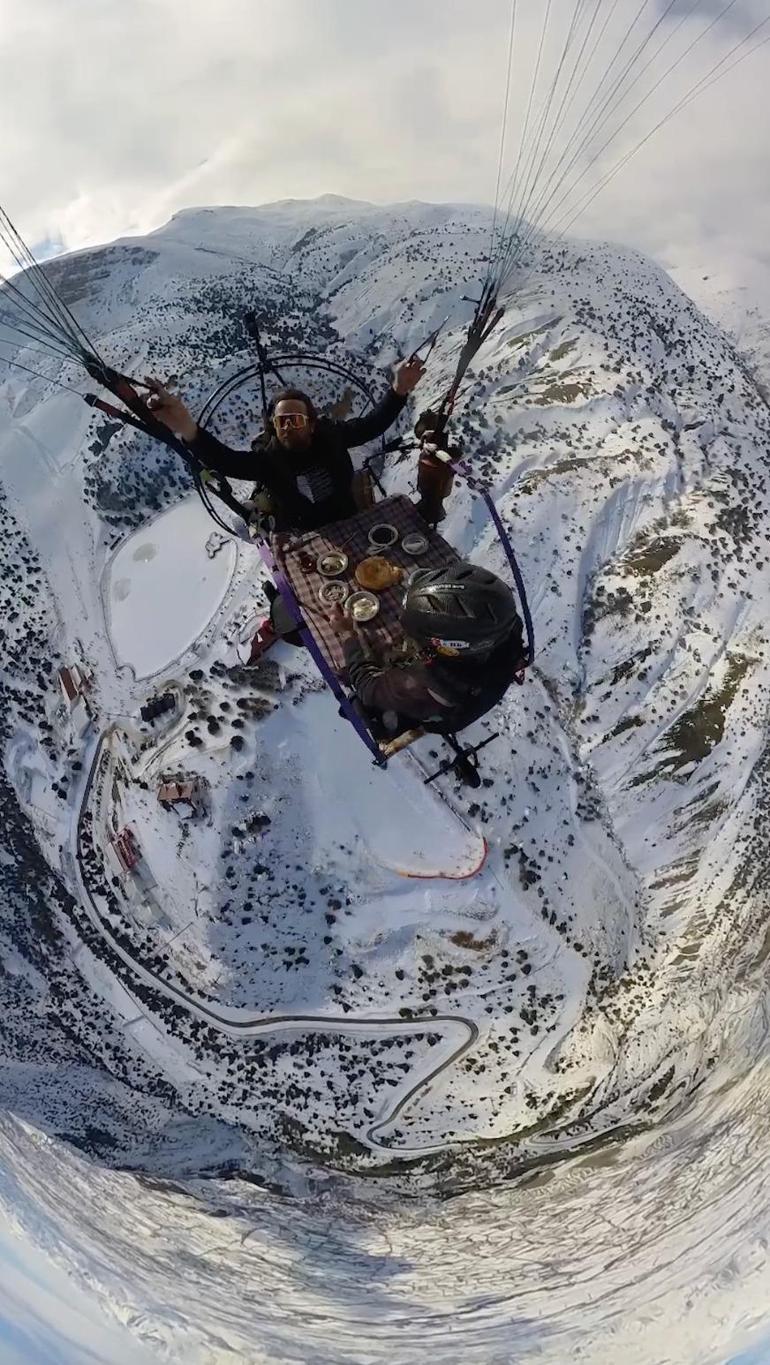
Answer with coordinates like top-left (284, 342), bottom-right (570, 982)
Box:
top-left (144, 377), bottom-right (258, 480)
top-left (336, 357), bottom-right (424, 448)
top-left (341, 633), bottom-right (453, 721)
top-left (185, 427), bottom-right (260, 481)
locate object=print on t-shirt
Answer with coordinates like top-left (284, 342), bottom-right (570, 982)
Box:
top-left (296, 468), bottom-right (334, 504)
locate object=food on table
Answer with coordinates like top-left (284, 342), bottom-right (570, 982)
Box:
top-left (367, 523), bottom-right (399, 549)
top-left (355, 556), bottom-right (403, 591)
top-left (318, 580), bottom-right (348, 605)
top-left (316, 551), bottom-right (349, 577)
top-left (401, 532), bottom-right (429, 556)
top-left (344, 590), bottom-right (380, 622)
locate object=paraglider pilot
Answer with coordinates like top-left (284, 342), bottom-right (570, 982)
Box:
top-left (145, 357), bottom-right (426, 534)
top-left (329, 563), bottom-right (525, 735)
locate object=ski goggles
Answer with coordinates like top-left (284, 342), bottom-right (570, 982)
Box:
top-left (273, 412), bottom-right (310, 430)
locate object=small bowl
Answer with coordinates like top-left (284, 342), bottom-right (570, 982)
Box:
top-left (368, 523), bottom-right (399, 549)
top-left (344, 590), bottom-right (380, 622)
top-left (318, 580), bottom-right (348, 606)
top-left (401, 532), bottom-right (429, 556)
top-left (317, 551), bottom-right (349, 577)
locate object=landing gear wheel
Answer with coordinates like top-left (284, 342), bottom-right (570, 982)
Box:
top-left (423, 731), bottom-right (499, 787)
top-left (454, 753), bottom-right (481, 788)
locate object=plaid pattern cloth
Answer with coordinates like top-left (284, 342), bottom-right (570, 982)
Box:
top-left (272, 495), bottom-right (460, 676)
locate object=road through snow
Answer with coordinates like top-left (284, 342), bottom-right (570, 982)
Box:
top-left (3, 200), bottom-right (770, 1363)
top-left (74, 728), bottom-right (482, 1157)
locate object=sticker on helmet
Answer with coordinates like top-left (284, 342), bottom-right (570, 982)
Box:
top-left (431, 637), bottom-right (473, 650)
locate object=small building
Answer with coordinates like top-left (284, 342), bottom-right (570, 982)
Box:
top-left (157, 777), bottom-right (206, 818)
top-left (58, 664), bottom-right (90, 706)
top-left (107, 826), bottom-right (141, 877)
top-left (59, 667), bottom-right (79, 705)
top-left (57, 665), bottom-right (92, 740)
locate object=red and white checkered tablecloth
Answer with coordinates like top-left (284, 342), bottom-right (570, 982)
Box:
top-left (271, 495), bottom-right (460, 676)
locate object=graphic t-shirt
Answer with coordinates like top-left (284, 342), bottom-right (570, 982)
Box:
top-left (296, 467), bottom-right (334, 504)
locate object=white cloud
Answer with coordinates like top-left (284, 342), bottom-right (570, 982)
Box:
top-left (0, 0), bottom-right (766, 277)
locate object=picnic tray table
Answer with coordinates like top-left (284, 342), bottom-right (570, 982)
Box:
top-left (271, 495), bottom-right (460, 677)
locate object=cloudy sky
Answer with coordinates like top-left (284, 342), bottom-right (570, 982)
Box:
top-left (0, 0), bottom-right (768, 281)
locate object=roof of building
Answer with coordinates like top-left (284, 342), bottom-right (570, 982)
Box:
top-left (58, 667), bottom-right (79, 702)
top-left (110, 829), bottom-right (140, 872)
top-left (58, 664), bottom-right (90, 704)
top-left (158, 779), bottom-right (201, 804)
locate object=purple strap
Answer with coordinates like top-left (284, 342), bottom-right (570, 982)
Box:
top-left (454, 460), bottom-right (535, 667)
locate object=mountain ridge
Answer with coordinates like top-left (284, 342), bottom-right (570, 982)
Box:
top-left (1, 196), bottom-right (770, 1361)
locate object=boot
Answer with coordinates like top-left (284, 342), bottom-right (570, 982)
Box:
top-left (239, 620), bottom-right (278, 666)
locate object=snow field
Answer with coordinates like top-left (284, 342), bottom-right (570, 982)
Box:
top-left (1, 207), bottom-right (770, 1365)
top-left (105, 497), bottom-right (238, 678)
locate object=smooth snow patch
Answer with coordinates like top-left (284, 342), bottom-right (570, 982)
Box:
top-left (272, 687), bottom-right (487, 879)
top-left (104, 497), bottom-right (237, 678)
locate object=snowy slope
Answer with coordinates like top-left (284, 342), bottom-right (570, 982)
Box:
top-left (1, 197), bottom-right (770, 1361)
top-left (668, 250), bottom-right (770, 401)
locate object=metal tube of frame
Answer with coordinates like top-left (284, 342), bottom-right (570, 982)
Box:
top-left (453, 459), bottom-right (535, 666)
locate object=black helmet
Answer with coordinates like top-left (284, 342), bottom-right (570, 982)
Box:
top-left (402, 562), bottom-right (522, 657)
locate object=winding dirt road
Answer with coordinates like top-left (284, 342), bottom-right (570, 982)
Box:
top-left (74, 728), bottom-right (481, 1157)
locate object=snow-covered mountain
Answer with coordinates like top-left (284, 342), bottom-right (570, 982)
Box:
top-left (668, 249), bottom-right (770, 402)
top-left (2, 197), bottom-right (770, 1362)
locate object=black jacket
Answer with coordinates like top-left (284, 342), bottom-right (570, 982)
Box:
top-left (343, 629), bottom-right (525, 733)
top-left (187, 388), bottom-right (407, 531)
